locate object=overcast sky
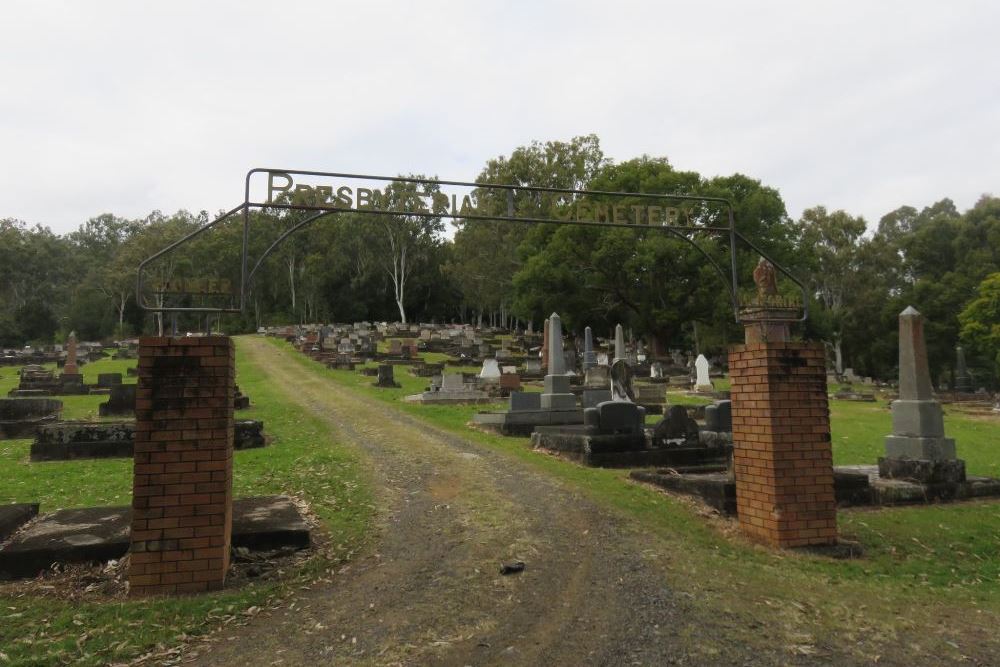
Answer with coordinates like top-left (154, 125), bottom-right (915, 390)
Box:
top-left (2, 1), bottom-right (998, 235)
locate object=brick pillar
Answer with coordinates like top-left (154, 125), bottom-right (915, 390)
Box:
top-left (728, 341), bottom-right (837, 548)
top-left (129, 336), bottom-right (234, 596)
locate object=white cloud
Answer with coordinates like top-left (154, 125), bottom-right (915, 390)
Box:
top-left (1, 0), bottom-right (997, 233)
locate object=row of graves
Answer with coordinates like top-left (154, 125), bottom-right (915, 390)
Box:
top-left (281, 301), bottom-right (1000, 554)
top-left (0, 334), bottom-right (305, 588)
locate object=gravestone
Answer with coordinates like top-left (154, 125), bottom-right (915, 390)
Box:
top-left (540, 313), bottom-right (576, 410)
top-left (479, 358), bottom-right (501, 379)
top-left (584, 365), bottom-right (609, 388)
top-left (98, 383), bottom-right (136, 417)
top-left (374, 365), bottom-right (400, 388)
top-left (499, 373), bottom-right (521, 392)
top-left (541, 317), bottom-right (550, 373)
top-left (694, 354), bottom-right (712, 392)
top-left (582, 326), bottom-right (597, 370)
top-left (582, 389), bottom-right (612, 409)
top-left (879, 307), bottom-right (965, 483)
top-left (704, 399), bottom-right (732, 432)
top-left (97, 373), bottom-right (123, 389)
top-left (63, 331), bottom-right (79, 376)
top-left (650, 362), bottom-right (665, 379)
top-left (955, 345), bottom-right (972, 393)
top-left (613, 324), bottom-right (626, 364)
top-left (652, 405), bottom-right (700, 446)
top-left (509, 391), bottom-right (541, 411)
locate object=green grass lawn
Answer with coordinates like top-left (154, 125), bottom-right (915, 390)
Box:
top-left (0, 344), bottom-right (372, 666)
top-left (270, 337), bottom-right (1000, 656)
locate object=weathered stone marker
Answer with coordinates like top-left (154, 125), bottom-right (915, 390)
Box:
top-left (954, 344), bottom-right (972, 393)
top-left (129, 336), bottom-right (234, 596)
top-left (879, 307), bottom-right (965, 483)
top-left (582, 326), bottom-right (597, 371)
top-left (540, 313), bottom-right (576, 409)
top-left (613, 323), bottom-right (626, 364)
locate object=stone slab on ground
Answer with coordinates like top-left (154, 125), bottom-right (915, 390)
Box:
top-left (630, 464), bottom-right (1000, 518)
top-left (0, 495), bottom-right (310, 580)
top-left (0, 504), bottom-right (39, 542)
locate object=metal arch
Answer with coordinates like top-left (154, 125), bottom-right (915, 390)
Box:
top-left (246, 209), bottom-right (341, 284)
top-left (136, 203), bottom-right (248, 314)
top-left (137, 167), bottom-right (811, 323)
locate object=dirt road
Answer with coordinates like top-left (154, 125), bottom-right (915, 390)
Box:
top-left (188, 338), bottom-right (784, 666)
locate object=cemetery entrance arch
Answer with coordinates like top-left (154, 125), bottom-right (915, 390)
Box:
top-left (136, 168), bottom-right (807, 321)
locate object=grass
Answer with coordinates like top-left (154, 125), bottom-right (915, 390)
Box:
top-left (0, 342), bottom-right (372, 666)
top-left (270, 337), bottom-right (1000, 657)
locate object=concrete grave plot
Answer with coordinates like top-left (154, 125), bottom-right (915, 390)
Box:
top-left (0, 496), bottom-right (310, 580)
top-left (0, 397), bottom-right (63, 439)
top-left (30, 420), bottom-right (269, 460)
top-left (631, 465), bottom-right (1000, 517)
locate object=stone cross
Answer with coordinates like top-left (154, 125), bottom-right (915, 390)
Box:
top-left (614, 324), bottom-right (626, 363)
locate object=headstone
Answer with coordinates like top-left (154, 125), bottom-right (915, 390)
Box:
top-left (63, 332), bottom-right (79, 375)
top-left (650, 362), bottom-right (665, 379)
top-left (441, 373), bottom-right (466, 392)
top-left (694, 354), bottom-right (712, 391)
top-left (879, 307), bottom-right (965, 483)
top-left (540, 313), bottom-right (576, 410)
top-left (614, 324), bottom-right (626, 364)
top-left (582, 389), bottom-right (612, 409)
top-left (582, 326), bottom-right (597, 370)
top-left (596, 352), bottom-right (609, 366)
top-left (955, 345), bottom-right (972, 393)
top-left (584, 365), bottom-right (609, 388)
top-left (510, 391), bottom-right (541, 411)
top-left (704, 400), bottom-right (732, 432)
top-left (374, 365), bottom-right (400, 388)
top-left (499, 373), bottom-right (521, 392)
top-left (479, 358), bottom-right (501, 379)
top-left (541, 317), bottom-right (550, 373)
top-left (524, 358), bottom-right (542, 375)
top-left (652, 405), bottom-right (700, 445)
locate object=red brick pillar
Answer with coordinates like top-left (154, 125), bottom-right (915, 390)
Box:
top-left (728, 341), bottom-right (837, 548)
top-left (129, 336), bottom-right (234, 596)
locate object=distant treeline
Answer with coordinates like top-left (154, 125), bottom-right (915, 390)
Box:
top-left (2, 135), bottom-right (998, 388)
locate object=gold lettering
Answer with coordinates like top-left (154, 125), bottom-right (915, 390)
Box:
top-left (267, 171), bottom-right (293, 203)
top-left (336, 186), bottom-right (353, 208)
top-left (576, 202), bottom-right (592, 222)
top-left (357, 188), bottom-right (373, 208)
top-left (315, 185), bottom-right (332, 202)
top-left (613, 206), bottom-right (626, 224)
top-left (459, 195), bottom-right (475, 216)
top-left (631, 206), bottom-right (645, 225)
top-left (647, 206), bottom-right (661, 225)
top-left (593, 205), bottom-right (609, 223)
top-left (664, 207), bottom-right (680, 225)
